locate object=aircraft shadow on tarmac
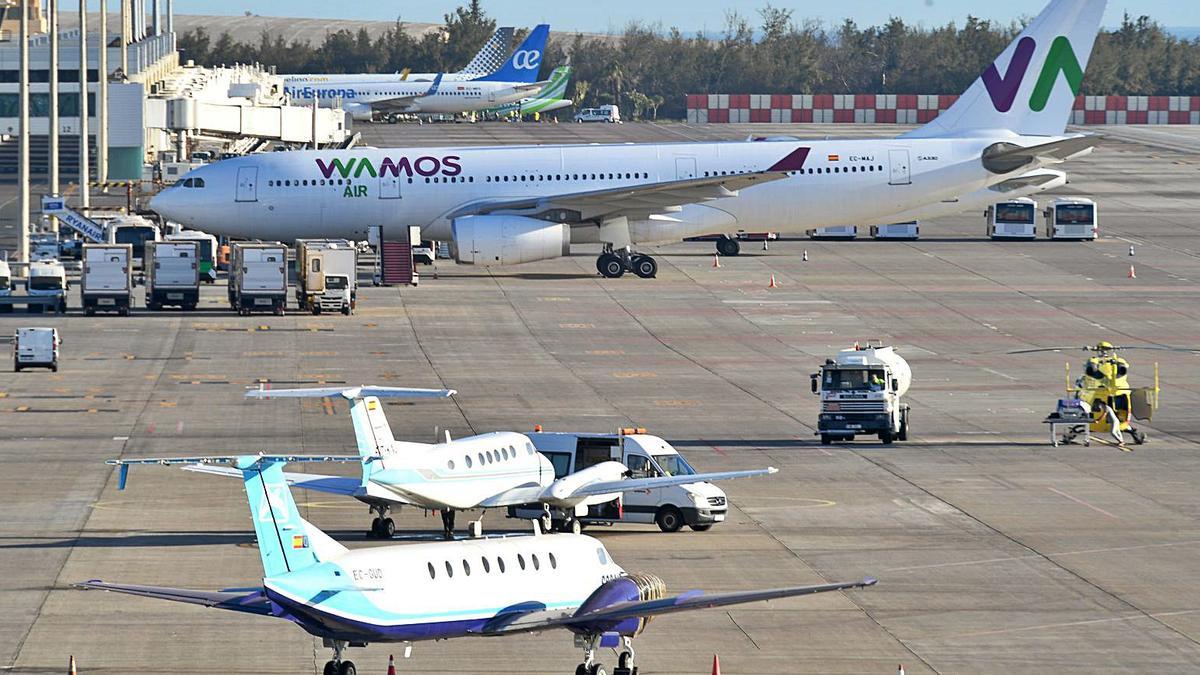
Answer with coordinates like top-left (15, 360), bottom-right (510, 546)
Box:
top-left (452, 272), bottom-right (597, 280)
top-left (670, 438), bottom-right (1055, 449)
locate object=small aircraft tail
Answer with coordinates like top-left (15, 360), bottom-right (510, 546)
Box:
top-left (238, 456), bottom-right (346, 578)
top-left (455, 26), bottom-right (516, 77)
top-left (905, 0), bottom-right (1105, 138)
top-left (474, 24), bottom-right (549, 83)
top-left (539, 66), bottom-right (572, 100)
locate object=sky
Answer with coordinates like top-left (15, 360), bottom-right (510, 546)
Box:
top-left (170, 1), bottom-right (1199, 33)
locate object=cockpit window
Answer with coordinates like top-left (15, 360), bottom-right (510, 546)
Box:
top-left (181, 178), bottom-right (193, 187)
top-left (193, 177), bottom-right (205, 188)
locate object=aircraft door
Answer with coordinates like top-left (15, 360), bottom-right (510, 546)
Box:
top-left (235, 166), bottom-right (258, 202)
top-left (675, 157), bottom-right (697, 180)
top-left (888, 149), bottom-right (911, 185)
top-left (379, 173), bottom-right (401, 199)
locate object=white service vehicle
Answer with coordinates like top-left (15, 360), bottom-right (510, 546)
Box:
top-left (574, 104), bottom-right (621, 123)
top-left (105, 215), bottom-right (161, 261)
top-left (165, 230), bottom-right (219, 283)
top-left (13, 327), bottom-right (60, 372)
top-left (987, 198), bottom-right (1039, 239)
top-left (0, 259), bottom-right (11, 313)
top-left (229, 243), bottom-right (287, 315)
top-left (26, 259), bottom-right (68, 314)
top-left (811, 343), bottom-right (912, 445)
top-left (870, 222), bottom-right (920, 239)
top-left (1045, 197), bottom-right (1097, 240)
top-left (30, 232), bottom-right (60, 261)
top-left (81, 245), bottom-right (133, 316)
top-left (807, 226), bottom-right (858, 240)
top-left (145, 241), bottom-right (200, 310)
top-left (509, 430), bottom-right (729, 533)
top-left (295, 239), bottom-right (357, 315)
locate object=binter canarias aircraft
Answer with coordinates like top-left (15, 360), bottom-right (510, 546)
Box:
top-left (78, 455), bottom-right (874, 675)
top-left (107, 386), bottom-right (777, 539)
top-left (152, 0), bottom-right (1104, 279)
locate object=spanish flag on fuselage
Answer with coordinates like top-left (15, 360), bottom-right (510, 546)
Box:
top-left (827, 154), bottom-right (840, 162)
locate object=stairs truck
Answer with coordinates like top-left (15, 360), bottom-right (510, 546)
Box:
top-left (295, 239), bottom-right (356, 315)
top-left (145, 241), bottom-right (200, 310)
top-left (811, 343), bottom-right (912, 445)
top-left (81, 245), bottom-right (133, 316)
top-left (229, 243), bottom-right (287, 316)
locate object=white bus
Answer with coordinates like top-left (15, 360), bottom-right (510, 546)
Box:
top-left (987, 198), bottom-right (1038, 239)
top-left (1045, 198), bottom-right (1098, 240)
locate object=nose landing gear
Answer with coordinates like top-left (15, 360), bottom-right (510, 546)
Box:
top-left (322, 639), bottom-right (357, 675)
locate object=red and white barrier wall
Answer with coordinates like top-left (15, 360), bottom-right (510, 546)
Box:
top-left (685, 94), bottom-right (1200, 125)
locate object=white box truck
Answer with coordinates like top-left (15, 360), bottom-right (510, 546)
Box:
top-left (807, 225), bottom-right (858, 239)
top-left (295, 239), bottom-right (357, 315)
top-left (145, 241), bottom-right (200, 310)
top-left (508, 430), bottom-right (729, 533)
top-left (13, 327), bottom-right (60, 372)
top-left (870, 222), bottom-right (920, 240)
top-left (811, 343), bottom-right (912, 445)
top-left (81, 245), bottom-right (133, 316)
top-left (230, 243), bottom-right (287, 315)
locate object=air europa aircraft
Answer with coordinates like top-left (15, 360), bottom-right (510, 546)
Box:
top-left (152, 0), bottom-right (1105, 279)
top-left (78, 455), bottom-right (875, 675)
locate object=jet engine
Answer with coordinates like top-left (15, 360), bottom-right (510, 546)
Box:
top-left (343, 102), bottom-right (374, 122)
top-left (569, 572), bottom-right (667, 636)
top-left (451, 215), bottom-right (570, 266)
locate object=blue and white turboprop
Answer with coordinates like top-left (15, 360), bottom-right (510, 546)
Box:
top-left (78, 456), bottom-right (875, 675)
top-left (108, 385), bottom-right (777, 539)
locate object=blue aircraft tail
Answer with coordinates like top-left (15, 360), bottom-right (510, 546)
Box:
top-left (473, 24), bottom-right (549, 83)
top-left (238, 456), bottom-right (346, 578)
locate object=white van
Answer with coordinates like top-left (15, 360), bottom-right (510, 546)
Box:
top-left (510, 431), bottom-right (729, 532)
top-left (574, 105), bottom-right (621, 123)
top-left (14, 327), bottom-right (60, 372)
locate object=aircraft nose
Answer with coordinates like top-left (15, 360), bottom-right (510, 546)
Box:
top-left (149, 189), bottom-right (180, 222)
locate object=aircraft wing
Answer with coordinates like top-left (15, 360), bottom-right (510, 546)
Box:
top-left (982, 135), bottom-right (1099, 173)
top-left (106, 455), bottom-right (360, 491)
top-left (445, 147), bottom-right (808, 223)
top-left (988, 169), bottom-right (1067, 193)
top-left (365, 73), bottom-right (444, 112)
top-left (479, 577), bottom-right (876, 635)
top-left (183, 464), bottom-right (363, 497)
top-left (74, 581), bottom-right (273, 616)
top-left (566, 467), bottom-right (778, 499)
top-left (245, 385), bottom-right (456, 400)
top-left (513, 79), bottom-right (552, 93)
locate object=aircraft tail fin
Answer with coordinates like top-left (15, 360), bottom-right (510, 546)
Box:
top-left (474, 24), bottom-right (549, 83)
top-left (237, 456), bottom-right (346, 578)
top-left (455, 27), bottom-right (516, 77)
top-left (905, 0), bottom-right (1105, 138)
top-left (540, 66), bottom-right (572, 100)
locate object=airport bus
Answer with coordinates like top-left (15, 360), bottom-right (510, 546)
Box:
top-left (1046, 198), bottom-right (1098, 240)
top-left (987, 198), bottom-right (1038, 239)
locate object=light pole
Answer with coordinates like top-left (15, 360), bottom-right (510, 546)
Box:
top-left (98, 0), bottom-right (108, 184)
top-left (79, 0), bottom-right (90, 209)
top-left (49, 0), bottom-right (60, 233)
top-left (17, 0), bottom-right (31, 264)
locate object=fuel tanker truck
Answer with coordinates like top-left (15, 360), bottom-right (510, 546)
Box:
top-left (810, 343), bottom-right (912, 445)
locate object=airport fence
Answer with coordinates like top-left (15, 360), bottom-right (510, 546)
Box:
top-left (685, 94), bottom-right (1200, 125)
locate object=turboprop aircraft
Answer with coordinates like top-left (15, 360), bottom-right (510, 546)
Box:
top-left (108, 386), bottom-right (777, 538)
top-left (78, 456), bottom-right (874, 675)
top-left (151, 0), bottom-right (1103, 279)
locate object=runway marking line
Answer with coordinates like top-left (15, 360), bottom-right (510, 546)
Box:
top-left (1048, 487), bottom-right (1120, 519)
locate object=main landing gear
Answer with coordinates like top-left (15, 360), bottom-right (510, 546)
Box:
top-left (322, 639), bottom-right (357, 675)
top-left (367, 504), bottom-right (395, 539)
top-left (574, 635), bottom-right (638, 675)
top-left (715, 235), bottom-right (740, 257)
top-left (596, 245), bottom-right (657, 279)
top-left (441, 508), bottom-right (456, 539)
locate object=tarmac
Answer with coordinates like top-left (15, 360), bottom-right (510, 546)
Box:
top-left (1, 122), bottom-right (1199, 674)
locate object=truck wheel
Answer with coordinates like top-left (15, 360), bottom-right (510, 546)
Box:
top-left (51, 364), bottom-right (58, 372)
top-left (880, 431), bottom-right (894, 445)
top-left (820, 434), bottom-right (832, 445)
top-left (85, 306), bottom-right (95, 317)
top-left (341, 306), bottom-right (351, 316)
top-left (898, 415), bottom-right (909, 441)
top-left (655, 506), bottom-right (684, 533)
top-left (689, 523), bottom-right (713, 532)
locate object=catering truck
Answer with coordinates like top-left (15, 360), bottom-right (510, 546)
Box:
top-left (229, 243), bottom-right (287, 315)
top-left (508, 430), bottom-right (729, 533)
top-left (294, 239), bottom-right (357, 315)
top-left (145, 241), bottom-right (200, 310)
top-left (81, 244), bottom-right (133, 315)
top-left (811, 343), bottom-right (912, 445)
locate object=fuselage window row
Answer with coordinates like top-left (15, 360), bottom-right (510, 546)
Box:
top-left (426, 552), bottom-right (557, 580)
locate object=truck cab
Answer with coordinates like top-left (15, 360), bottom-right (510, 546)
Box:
top-left (812, 343), bottom-right (911, 445)
top-left (26, 260), bottom-right (68, 314)
top-left (14, 327), bottom-right (60, 372)
top-left (512, 431), bottom-right (728, 532)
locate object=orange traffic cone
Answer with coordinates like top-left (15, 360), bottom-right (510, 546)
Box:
top-left (712, 254), bottom-right (721, 268)
top-left (1128, 264), bottom-right (1136, 279)
top-left (387, 654), bottom-right (397, 675)
top-left (711, 654), bottom-right (721, 675)
top-left (68, 656), bottom-right (77, 675)
top-left (768, 274), bottom-right (778, 288)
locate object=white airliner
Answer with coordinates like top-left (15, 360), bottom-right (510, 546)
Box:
top-left (281, 26), bottom-right (551, 120)
top-left (79, 455), bottom-right (874, 675)
top-left (108, 386), bottom-right (776, 538)
top-left (153, 0), bottom-right (1103, 279)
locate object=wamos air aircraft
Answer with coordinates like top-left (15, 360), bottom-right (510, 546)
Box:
top-left (109, 386), bottom-right (776, 539)
top-left (152, 0), bottom-right (1103, 279)
top-left (79, 456), bottom-right (874, 675)
top-left (282, 25), bottom-right (551, 120)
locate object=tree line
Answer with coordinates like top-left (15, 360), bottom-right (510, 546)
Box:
top-left (177, 1), bottom-right (1200, 120)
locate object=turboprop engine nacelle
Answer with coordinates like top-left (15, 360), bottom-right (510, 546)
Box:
top-left (451, 215), bottom-right (570, 266)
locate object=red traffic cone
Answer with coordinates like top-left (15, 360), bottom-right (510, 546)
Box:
top-left (1128, 264), bottom-right (1136, 279)
top-left (68, 656), bottom-right (77, 675)
top-left (712, 654), bottom-right (721, 675)
top-left (387, 654), bottom-right (397, 675)
top-left (768, 274), bottom-right (778, 288)
top-left (712, 253), bottom-right (721, 268)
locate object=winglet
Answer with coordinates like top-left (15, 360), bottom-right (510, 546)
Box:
top-left (767, 147), bottom-right (810, 172)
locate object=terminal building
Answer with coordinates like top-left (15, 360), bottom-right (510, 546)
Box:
top-left (0, 0), bottom-right (349, 183)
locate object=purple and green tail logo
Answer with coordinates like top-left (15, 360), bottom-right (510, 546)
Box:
top-left (982, 36), bottom-right (1084, 113)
